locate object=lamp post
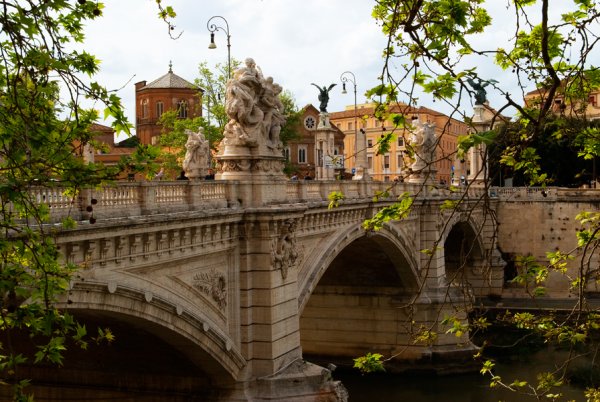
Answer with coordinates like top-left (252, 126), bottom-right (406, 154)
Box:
top-left (207, 16), bottom-right (231, 80)
top-left (340, 71), bottom-right (366, 180)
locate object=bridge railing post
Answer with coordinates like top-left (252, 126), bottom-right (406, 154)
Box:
top-left (77, 187), bottom-right (92, 221)
top-left (224, 181), bottom-right (241, 208)
top-left (139, 182), bottom-right (158, 215)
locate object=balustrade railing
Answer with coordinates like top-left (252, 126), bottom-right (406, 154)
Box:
top-left (490, 186), bottom-right (600, 202)
top-left (29, 180), bottom-right (597, 224)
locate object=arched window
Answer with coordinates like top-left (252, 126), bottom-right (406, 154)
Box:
top-left (156, 101), bottom-right (164, 118)
top-left (142, 99), bottom-right (149, 118)
top-left (177, 100), bottom-right (188, 118)
top-left (298, 146), bottom-right (307, 163)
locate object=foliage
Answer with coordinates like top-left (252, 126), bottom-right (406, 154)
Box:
top-left (357, 2), bottom-right (600, 400)
top-left (195, 60), bottom-right (239, 132)
top-left (327, 191), bottom-right (345, 209)
top-left (362, 192), bottom-right (413, 231)
top-left (488, 117), bottom-right (598, 187)
top-left (353, 352), bottom-right (385, 374)
top-left (0, 0), bottom-right (172, 397)
top-left (370, 0), bottom-right (600, 168)
top-left (278, 90), bottom-right (302, 146)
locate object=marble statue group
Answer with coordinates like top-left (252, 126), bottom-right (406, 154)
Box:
top-left (222, 58), bottom-right (285, 151)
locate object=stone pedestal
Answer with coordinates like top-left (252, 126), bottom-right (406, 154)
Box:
top-left (352, 126), bottom-right (369, 181)
top-left (215, 143), bottom-right (287, 207)
top-left (315, 115), bottom-right (337, 180)
top-left (468, 104), bottom-right (494, 186)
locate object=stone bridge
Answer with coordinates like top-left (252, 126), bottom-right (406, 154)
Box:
top-left (24, 179), bottom-right (508, 401)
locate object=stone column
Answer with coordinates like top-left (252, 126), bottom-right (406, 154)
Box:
top-left (315, 113), bottom-right (336, 180)
top-left (353, 126), bottom-right (369, 181)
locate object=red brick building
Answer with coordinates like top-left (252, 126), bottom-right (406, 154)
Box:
top-left (284, 104), bottom-right (345, 179)
top-left (135, 64), bottom-right (203, 145)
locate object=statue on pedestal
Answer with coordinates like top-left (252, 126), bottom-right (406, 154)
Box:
top-left (409, 119), bottom-right (436, 172)
top-left (183, 128), bottom-right (209, 179)
top-left (311, 83), bottom-right (336, 113)
top-left (466, 77), bottom-right (498, 105)
top-left (216, 57), bottom-right (288, 182)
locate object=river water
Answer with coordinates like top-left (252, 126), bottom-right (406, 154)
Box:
top-left (332, 351), bottom-right (587, 401)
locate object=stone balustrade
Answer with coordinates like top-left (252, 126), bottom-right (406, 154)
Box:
top-left (492, 186), bottom-right (600, 202)
top-left (31, 180), bottom-right (600, 224)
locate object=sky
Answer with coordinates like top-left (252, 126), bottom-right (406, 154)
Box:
top-left (80, 0), bottom-right (590, 139)
top-left (84, 0), bottom-right (386, 139)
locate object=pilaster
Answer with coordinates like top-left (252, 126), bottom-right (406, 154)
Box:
top-left (239, 213), bottom-right (304, 377)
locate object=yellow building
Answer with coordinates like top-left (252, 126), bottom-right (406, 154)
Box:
top-left (524, 86), bottom-right (600, 120)
top-left (329, 103), bottom-right (470, 184)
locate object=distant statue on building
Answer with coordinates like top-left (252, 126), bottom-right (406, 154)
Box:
top-left (183, 128), bottom-right (209, 179)
top-left (311, 83), bottom-right (337, 113)
top-left (466, 77), bottom-right (497, 105)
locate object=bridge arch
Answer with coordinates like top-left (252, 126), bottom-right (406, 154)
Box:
top-left (298, 222), bottom-right (420, 313)
top-left (442, 213), bottom-right (489, 293)
top-left (298, 222), bottom-right (422, 364)
top-left (60, 283), bottom-right (247, 386)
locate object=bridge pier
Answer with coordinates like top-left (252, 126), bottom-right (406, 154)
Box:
top-left (238, 212), bottom-right (347, 400)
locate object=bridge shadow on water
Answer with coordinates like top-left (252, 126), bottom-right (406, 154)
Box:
top-left (331, 349), bottom-right (586, 402)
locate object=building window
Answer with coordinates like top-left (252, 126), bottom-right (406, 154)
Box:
top-left (590, 95), bottom-right (597, 106)
top-left (397, 153), bottom-right (404, 168)
top-left (368, 156), bottom-right (373, 169)
top-left (367, 139), bottom-right (373, 148)
top-left (156, 101), bottom-right (164, 118)
top-left (384, 155), bottom-right (390, 169)
top-left (375, 120), bottom-right (380, 128)
top-left (348, 122), bottom-right (353, 130)
top-left (298, 146), bottom-right (307, 163)
top-left (177, 100), bottom-right (188, 118)
top-left (142, 99), bottom-right (149, 118)
top-left (284, 147), bottom-right (290, 161)
top-left (398, 137), bottom-right (404, 147)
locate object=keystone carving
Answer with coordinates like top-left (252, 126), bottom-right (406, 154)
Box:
top-left (272, 219), bottom-right (301, 279)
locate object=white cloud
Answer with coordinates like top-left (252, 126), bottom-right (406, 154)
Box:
top-left (80, 0), bottom-right (594, 138)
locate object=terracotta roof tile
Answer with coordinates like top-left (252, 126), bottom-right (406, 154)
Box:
top-left (141, 71), bottom-right (200, 91)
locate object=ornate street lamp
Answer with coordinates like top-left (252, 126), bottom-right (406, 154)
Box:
top-left (340, 71), bottom-right (366, 180)
top-left (207, 16), bottom-right (231, 80)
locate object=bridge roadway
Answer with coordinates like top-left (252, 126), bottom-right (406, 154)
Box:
top-left (26, 179), bottom-right (504, 401)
